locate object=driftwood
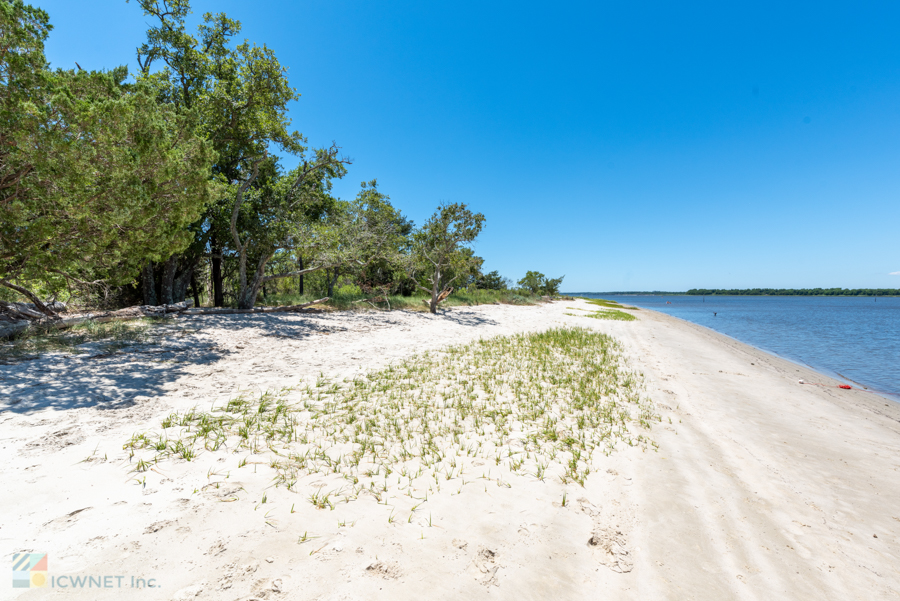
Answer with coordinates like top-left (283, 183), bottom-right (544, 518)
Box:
top-left (0, 301), bottom-right (193, 340)
top-left (181, 298), bottom-right (329, 316)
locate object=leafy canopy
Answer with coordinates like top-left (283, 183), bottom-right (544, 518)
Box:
top-left (0, 1), bottom-right (211, 301)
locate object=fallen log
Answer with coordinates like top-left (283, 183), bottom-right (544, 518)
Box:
top-left (181, 298), bottom-right (329, 316)
top-left (0, 300), bottom-right (45, 320)
top-left (0, 301), bottom-right (193, 340)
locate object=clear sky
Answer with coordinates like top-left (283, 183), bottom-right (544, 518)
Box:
top-left (35, 0), bottom-right (900, 291)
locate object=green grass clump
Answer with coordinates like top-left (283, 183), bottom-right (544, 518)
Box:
top-left (584, 309), bottom-right (637, 322)
top-left (566, 298), bottom-right (638, 321)
top-left (125, 327), bottom-right (657, 496)
top-left (580, 297), bottom-right (639, 310)
top-left (582, 297), bottom-right (623, 309)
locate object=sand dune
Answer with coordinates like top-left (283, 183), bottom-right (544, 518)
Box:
top-left (2, 299), bottom-right (898, 600)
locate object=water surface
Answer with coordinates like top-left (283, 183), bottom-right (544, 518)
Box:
top-left (574, 294), bottom-right (900, 401)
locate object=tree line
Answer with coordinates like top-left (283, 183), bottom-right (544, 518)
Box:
top-left (0, 0), bottom-right (566, 319)
top-left (686, 288), bottom-right (900, 297)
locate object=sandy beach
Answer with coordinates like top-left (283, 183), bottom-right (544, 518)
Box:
top-left (2, 298), bottom-right (899, 600)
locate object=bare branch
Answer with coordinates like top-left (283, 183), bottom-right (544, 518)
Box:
top-left (0, 279), bottom-right (56, 317)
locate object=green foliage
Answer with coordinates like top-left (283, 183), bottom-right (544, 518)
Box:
top-left (475, 270), bottom-right (507, 291)
top-left (0, 2), bottom-right (211, 301)
top-left (518, 271), bottom-right (565, 296)
top-left (411, 203), bottom-right (485, 313)
top-left (580, 298), bottom-right (638, 310)
top-left (0, 1), bottom-right (563, 313)
top-left (352, 180), bottom-right (415, 295)
top-left (132, 0), bottom-right (354, 309)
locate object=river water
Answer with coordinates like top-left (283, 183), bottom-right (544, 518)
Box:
top-left (574, 294), bottom-right (900, 401)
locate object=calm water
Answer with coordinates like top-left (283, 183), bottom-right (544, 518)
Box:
top-left (575, 294), bottom-right (900, 401)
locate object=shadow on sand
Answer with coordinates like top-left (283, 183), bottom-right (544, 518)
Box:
top-left (0, 308), bottom-right (500, 414)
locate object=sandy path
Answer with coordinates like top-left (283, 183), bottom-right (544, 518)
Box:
top-left (1, 300), bottom-right (898, 600)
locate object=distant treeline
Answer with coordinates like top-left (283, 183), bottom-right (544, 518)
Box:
top-left (569, 291), bottom-right (685, 296)
top-left (686, 288), bottom-right (900, 297)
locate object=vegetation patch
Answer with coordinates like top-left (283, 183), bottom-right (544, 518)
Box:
top-left (1, 318), bottom-right (159, 360)
top-left (583, 309), bottom-right (637, 322)
top-left (581, 297), bottom-right (639, 310)
top-left (125, 328), bottom-right (657, 500)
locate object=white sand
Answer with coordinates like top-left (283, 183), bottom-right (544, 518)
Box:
top-left (2, 299), bottom-right (898, 600)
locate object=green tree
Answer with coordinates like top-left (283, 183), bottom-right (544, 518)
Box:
top-left (542, 275), bottom-right (564, 295)
top-left (133, 0), bottom-right (350, 308)
top-left (517, 271), bottom-right (564, 296)
top-left (0, 1), bottom-right (211, 315)
top-left (476, 271), bottom-right (506, 290)
top-left (518, 271), bottom-right (546, 295)
top-left (411, 203), bottom-right (485, 313)
top-left (289, 180), bottom-right (408, 298)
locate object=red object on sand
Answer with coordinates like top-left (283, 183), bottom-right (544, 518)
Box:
top-left (838, 385), bottom-right (852, 390)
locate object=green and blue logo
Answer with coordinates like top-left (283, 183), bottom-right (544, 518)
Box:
top-left (12, 553), bottom-right (47, 588)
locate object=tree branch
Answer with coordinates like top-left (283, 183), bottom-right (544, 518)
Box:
top-left (0, 279), bottom-right (56, 317)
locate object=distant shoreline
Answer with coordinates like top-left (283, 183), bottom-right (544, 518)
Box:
top-left (567, 289), bottom-right (900, 297)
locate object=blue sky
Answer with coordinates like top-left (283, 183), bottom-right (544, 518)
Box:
top-left (36, 0), bottom-right (900, 291)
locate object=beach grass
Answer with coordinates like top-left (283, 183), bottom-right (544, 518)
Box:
top-left (583, 309), bottom-right (637, 322)
top-left (125, 327), bottom-right (658, 497)
top-left (581, 297), bottom-right (640, 310)
top-left (1, 318), bottom-right (159, 359)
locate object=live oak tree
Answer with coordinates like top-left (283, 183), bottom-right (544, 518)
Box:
top-left (133, 0), bottom-right (351, 309)
top-left (0, 1), bottom-right (211, 316)
top-left (352, 180), bottom-right (415, 296)
top-left (517, 271), bottom-right (564, 296)
top-left (226, 153), bottom-right (347, 309)
top-left (287, 180), bottom-right (408, 298)
top-left (411, 203), bottom-right (485, 314)
top-left (476, 270), bottom-right (507, 291)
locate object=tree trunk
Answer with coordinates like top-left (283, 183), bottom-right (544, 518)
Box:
top-left (297, 255), bottom-right (304, 295)
top-left (429, 267), bottom-right (441, 314)
top-left (211, 246), bottom-right (224, 307)
top-left (190, 272), bottom-right (201, 308)
top-left (236, 252), bottom-right (273, 310)
top-left (173, 263), bottom-right (193, 303)
top-left (160, 256), bottom-right (177, 305)
top-left (423, 267), bottom-right (454, 314)
top-left (141, 262), bottom-right (157, 306)
top-left (327, 268), bottom-right (339, 298)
